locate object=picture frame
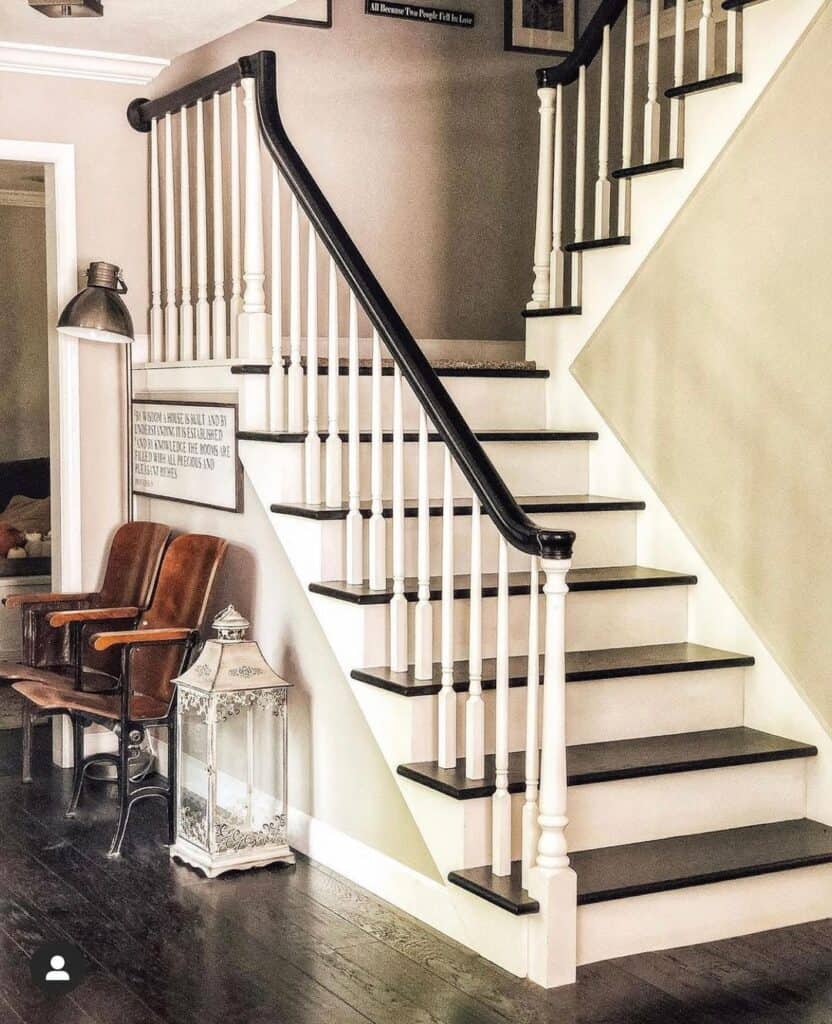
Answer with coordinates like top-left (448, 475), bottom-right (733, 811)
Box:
top-left (504, 0), bottom-right (577, 57)
top-left (261, 0), bottom-right (332, 29)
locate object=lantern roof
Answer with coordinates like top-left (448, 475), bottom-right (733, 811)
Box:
top-left (173, 605), bottom-right (289, 693)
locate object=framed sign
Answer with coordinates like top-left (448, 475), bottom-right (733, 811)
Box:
top-left (505, 0), bottom-right (576, 56)
top-left (365, 1), bottom-right (475, 27)
top-left (261, 0), bottom-right (332, 28)
top-left (132, 400), bottom-right (243, 514)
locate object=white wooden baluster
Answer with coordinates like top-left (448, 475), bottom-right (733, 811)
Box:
top-left (287, 195), bottom-right (303, 431)
top-left (269, 165), bottom-right (284, 431)
top-left (368, 329), bottom-right (386, 590)
top-left (164, 112), bottom-right (178, 361)
top-left (179, 105), bottom-right (194, 361)
top-left (150, 118), bottom-right (163, 362)
top-left (492, 536), bottom-right (511, 876)
top-left (529, 86), bottom-right (556, 309)
top-left (527, 554), bottom-right (577, 989)
top-left (345, 292), bottom-right (363, 585)
top-left (618, 0), bottom-right (635, 238)
top-left (594, 25), bottom-right (612, 240)
top-left (644, 0), bottom-right (661, 165)
top-left (465, 493), bottom-right (484, 780)
top-left (522, 556), bottom-right (541, 889)
top-left (548, 84), bottom-right (565, 309)
top-left (726, 8), bottom-right (741, 76)
top-left (240, 77), bottom-right (268, 361)
top-left (414, 407), bottom-right (432, 680)
top-left (571, 66), bottom-right (586, 309)
top-left (390, 365), bottom-right (407, 672)
top-left (670, 0), bottom-right (687, 160)
top-left (230, 83), bottom-right (243, 358)
top-left (325, 257), bottom-right (342, 507)
top-left (212, 93), bottom-right (227, 359)
top-left (438, 447), bottom-right (456, 769)
top-left (699, 0), bottom-right (716, 80)
top-left (195, 98), bottom-right (210, 360)
top-left (305, 225), bottom-right (321, 505)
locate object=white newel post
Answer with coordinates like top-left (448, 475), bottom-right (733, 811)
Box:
top-left (150, 118), bottom-right (163, 362)
top-left (239, 76), bottom-right (271, 432)
top-left (522, 555), bottom-right (541, 889)
top-left (527, 555), bottom-right (577, 989)
top-left (548, 84), bottom-right (565, 309)
top-left (528, 86), bottom-right (556, 309)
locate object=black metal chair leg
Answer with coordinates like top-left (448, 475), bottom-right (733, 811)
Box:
top-left (166, 717), bottom-right (177, 844)
top-left (108, 728), bottom-right (132, 858)
top-left (21, 704), bottom-right (33, 783)
top-left (66, 717), bottom-right (88, 818)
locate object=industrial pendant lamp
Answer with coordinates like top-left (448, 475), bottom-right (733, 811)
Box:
top-left (57, 261), bottom-right (133, 345)
top-left (28, 0), bottom-right (103, 16)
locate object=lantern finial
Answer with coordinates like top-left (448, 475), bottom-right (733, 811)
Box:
top-left (212, 605), bottom-right (250, 641)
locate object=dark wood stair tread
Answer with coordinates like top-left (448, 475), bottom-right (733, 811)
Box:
top-left (612, 158), bottom-right (684, 179)
top-left (448, 819), bottom-right (832, 915)
top-left (231, 358), bottom-right (549, 379)
top-left (351, 641), bottom-right (755, 697)
top-left (666, 72), bottom-right (743, 99)
top-left (271, 494), bottom-right (645, 521)
top-left (564, 236), bottom-right (631, 253)
top-left (311, 565), bottom-right (696, 605)
top-left (240, 428), bottom-right (598, 445)
top-left (397, 728), bottom-right (817, 801)
top-left (522, 306), bottom-right (582, 319)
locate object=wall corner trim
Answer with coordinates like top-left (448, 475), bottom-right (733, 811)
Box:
top-left (0, 41), bottom-right (169, 85)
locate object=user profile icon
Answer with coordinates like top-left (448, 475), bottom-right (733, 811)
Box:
top-left (30, 942), bottom-right (87, 996)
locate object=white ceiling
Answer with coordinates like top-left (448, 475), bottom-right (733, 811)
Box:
top-left (0, 0), bottom-right (298, 61)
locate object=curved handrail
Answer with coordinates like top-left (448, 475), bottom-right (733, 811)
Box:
top-left (129, 52), bottom-right (574, 561)
top-left (537, 0), bottom-right (628, 88)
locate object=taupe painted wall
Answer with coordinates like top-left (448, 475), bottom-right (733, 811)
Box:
top-left (150, 0), bottom-right (552, 341)
top-left (0, 204), bottom-right (49, 464)
top-left (0, 71), bottom-right (148, 586)
top-left (573, 5), bottom-right (832, 730)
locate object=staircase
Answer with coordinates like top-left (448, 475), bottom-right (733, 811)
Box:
top-left (130, 0), bottom-right (832, 990)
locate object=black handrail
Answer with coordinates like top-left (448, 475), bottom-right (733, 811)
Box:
top-left (128, 52), bottom-right (574, 562)
top-left (537, 0), bottom-right (628, 88)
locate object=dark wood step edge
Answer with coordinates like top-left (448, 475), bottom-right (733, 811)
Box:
top-left (666, 72), bottom-right (743, 99)
top-left (612, 158), bottom-right (684, 180)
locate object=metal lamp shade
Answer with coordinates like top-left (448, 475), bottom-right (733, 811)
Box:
top-left (57, 261), bottom-right (134, 344)
top-left (29, 0), bottom-right (103, 16)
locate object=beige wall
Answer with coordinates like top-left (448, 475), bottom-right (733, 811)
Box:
top-left (573, 4), bottom-right (832, 730)
top-left (0, 71), bottom-right (149, 586)
top-left (150, 0), bottom-right (550, 341)
top-left (0, 204), bottom-right (49, 464)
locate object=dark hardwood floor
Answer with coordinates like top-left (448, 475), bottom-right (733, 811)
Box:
top-left (0, 727), bottom-right (830, 1024)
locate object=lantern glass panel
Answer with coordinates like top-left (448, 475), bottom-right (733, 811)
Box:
top-left (178, 695), bottom-right (211, 851)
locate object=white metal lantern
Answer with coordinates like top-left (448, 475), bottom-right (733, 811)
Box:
top-left (170, 606), bottom-right (294, 877)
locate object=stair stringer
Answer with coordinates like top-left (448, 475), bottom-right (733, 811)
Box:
top-left (239, 437), bottom-right (535, 977)
top-left (526, 0), bottom-right (829, 419)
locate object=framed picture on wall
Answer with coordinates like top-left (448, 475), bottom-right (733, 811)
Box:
top-left (261, 0), bottom-right (332, 28)
top-left (504, 0), bottom-right (577, 56)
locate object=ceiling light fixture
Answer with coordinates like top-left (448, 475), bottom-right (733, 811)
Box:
top-left (28, 0), bottom-right (103, 17)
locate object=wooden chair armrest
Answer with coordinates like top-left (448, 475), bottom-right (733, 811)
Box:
top-left (3, 592), bottom-right (93, 610)
top-left (90, 627), bottom-right (197, 652)
top-left (48, 606), bottom-right (139, 628)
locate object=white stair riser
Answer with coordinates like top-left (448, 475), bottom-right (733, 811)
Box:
top-left (577, 863), bottom-right (832, 966)
top-left (400, 759), bottom-right (809, 873)
top-left (246, 438), bottom-right (590, 504)
top-left (270, 508), bottom-right (639, 585)
top-left (323, 585), bottom-right (689, 668)
top-left (312, 374), bottom-right (547, 431)
top-left (351, 668), bottom-right (747, 766)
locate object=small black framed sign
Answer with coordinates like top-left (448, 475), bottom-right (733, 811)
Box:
top-left (132, 400), bottom-right (244, 514)
top-left (505, 0), bottom-right (577, 56)
top-left (261, 0), bottom-right (332, 29)
top-left (365, 1), bottom-right (475, 28)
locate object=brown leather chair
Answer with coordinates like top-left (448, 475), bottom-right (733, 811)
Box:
top-left (0, 520), bottom-right (172, 689)
top-left (12, 533), bottom-right (228, 857)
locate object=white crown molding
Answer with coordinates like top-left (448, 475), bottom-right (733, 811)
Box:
top-left (0, 41), bottom-right (169, 85)
top-left (0, 188), bottom-right (45, 208)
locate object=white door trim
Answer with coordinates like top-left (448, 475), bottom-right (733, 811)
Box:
top-left (0, 138), bottom-right (81, 591)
